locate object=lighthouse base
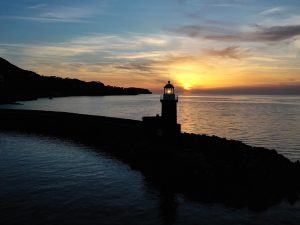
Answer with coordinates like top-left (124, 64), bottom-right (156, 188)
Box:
top-left (142, 115), bottom-right (181, 136)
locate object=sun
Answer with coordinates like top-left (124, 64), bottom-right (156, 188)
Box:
top-left (168, 62), bottom-right (203, 91)
top-left (183, 83), bottom-right (192, 91)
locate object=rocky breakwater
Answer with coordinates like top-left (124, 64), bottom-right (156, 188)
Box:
top-left (1, 109), bottom-right (299, 210)
top-left (122, 133), bottom-right (300, 210)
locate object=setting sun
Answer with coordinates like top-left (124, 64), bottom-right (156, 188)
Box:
top-left (183, 83), bottom-right (192, 91)
top-left (169, 63), bottom-right (204, 90)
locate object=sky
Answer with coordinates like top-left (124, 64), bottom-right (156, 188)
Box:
top-left (0, 0), bottom-right (300, 93)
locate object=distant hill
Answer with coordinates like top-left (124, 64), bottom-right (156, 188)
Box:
top-left (0, 57), bottom-right (151, 103)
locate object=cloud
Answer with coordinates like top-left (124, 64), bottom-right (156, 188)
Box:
top-left (178, 0), bottom-right (255, 9)
top-left (172, 25), bottom-right (230, 38)
top-left (115, 61), bottom-right (157, 73)
top-left (27, 4), bottom-right (47, 10)
top-left (202, 46), bottom-right (248, 59)
top-left (2, 2), bottom-right (108, 23)
top-left (0, 34), bottom-right (173, 60)
top-left (0, 15), bottom-right (92, 23)
top-left (70, 34), bottom-right (171, 51)
top-left (174, 24), bottom-right (300, 42)
top-left (112, 52), bottom-right (164, 59)
top-left (258, 14), bottom-right (300, 27)
top-left (293, 38), bottom-right (300, 49)
top-left (257, 6), bottom-right (300, 27)
top-left (253, 25), bottom-right (300, 41)
top-left (40, 6), bottom-right (99, 20)
top-left (259, 7), bottom-right (284, 16)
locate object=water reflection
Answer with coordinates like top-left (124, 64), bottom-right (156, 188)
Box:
top-left (158, 191), bottom-right (177, 225)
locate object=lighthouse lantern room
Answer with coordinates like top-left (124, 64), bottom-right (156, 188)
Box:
top-left (164, 81), bottom-right (175, 95)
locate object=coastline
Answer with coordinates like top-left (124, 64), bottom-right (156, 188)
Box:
top-left (1, 108), bottom-right (300, 210)
top-left (0, 93), bottom-right (152, 105)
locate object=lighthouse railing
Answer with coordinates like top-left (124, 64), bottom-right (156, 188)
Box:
top-left (160, 94), bottom-right (178, 101)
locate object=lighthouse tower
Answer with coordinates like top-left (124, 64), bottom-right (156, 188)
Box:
top-left (160, 81), bottom-right (178, 125)
top-left (142, 81), bottom-right (181, 136)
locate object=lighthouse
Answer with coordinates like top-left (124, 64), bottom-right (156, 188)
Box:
top-left (142, 81), bottom-right (181, 136)
top-left (160, 81), bottom-right (178, 125)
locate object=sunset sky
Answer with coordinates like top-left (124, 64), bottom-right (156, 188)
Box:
top-left (0, 0), bottom-right (300, 93)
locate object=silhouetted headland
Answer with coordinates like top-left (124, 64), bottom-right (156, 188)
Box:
top-left (1, 108), bottom-right (300, 211)
top-left (0, 57), bottom-right (151, 104)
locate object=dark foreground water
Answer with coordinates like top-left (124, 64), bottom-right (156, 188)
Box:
top-left (1, 95), bottom-right (299, 161)
top-left (1, 131), bottom-right (300, 225)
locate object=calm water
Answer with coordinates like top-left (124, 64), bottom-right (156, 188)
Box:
top-left (1, 94), bottom-right (299, 161)
top-left (1, 131), bottom-right (300, 225)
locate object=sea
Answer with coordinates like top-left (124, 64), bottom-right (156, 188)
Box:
top-left (1, 94), bottom-right (300, 224)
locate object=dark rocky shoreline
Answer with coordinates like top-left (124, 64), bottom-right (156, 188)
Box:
top-left (1, 109), bottom-right (299, 211)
